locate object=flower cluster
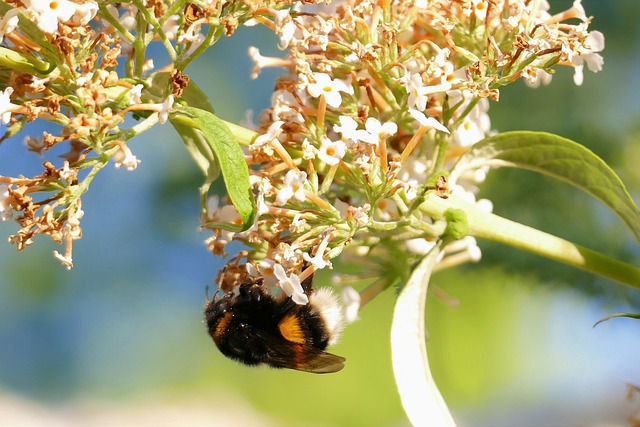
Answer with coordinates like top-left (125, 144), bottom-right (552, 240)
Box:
top-left (0, 0), bottom-right (301, 267)
top-left (0, 0), bottom-right (603, 292)
top-left (208, 0), bottom-right (603, 307)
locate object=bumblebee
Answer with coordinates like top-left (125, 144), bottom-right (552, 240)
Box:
top-left (205, 276), bottom-right (346, 373)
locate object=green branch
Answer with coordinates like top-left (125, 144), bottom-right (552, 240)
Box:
top-left (421, 194), bottom-right (640, 289)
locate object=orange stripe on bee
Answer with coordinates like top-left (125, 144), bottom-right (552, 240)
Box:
top-left (278, 314), bottom-right (306, 344)
top-left (213, 311), bottom-right (233, 343)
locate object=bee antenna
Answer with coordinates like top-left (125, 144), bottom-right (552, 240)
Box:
top-left (205, 284), bottom-right (211, 302)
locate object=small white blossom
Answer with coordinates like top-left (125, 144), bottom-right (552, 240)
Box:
top-left (22, 0), bottom-right (78, 34)
top-left (274, 9), bottom-right (296, 49)
top-left (289, 213), bottom-right (307, 233)
top-left (0, 87), bottom-right (20, 125)
top-left (162, 15), bottom-right (181, 40)
top-left (255, 259), bottom-right (279, 287)
top-left (128, 84), bottom-right (144, 104)
top-left (403, 72), bottom-right (430, 111)
top-left (342, 286), bottom-right (361, 324)
top-left (114, 145), bottom-right (141, 171)
top-left (71, 1), bottom-right (98, 25)
top-left (59, 161), bottom-right (76, 181)
top-left (158, 95), bottom-right (174, 124)
top-left (301, 138), bottom-right (318, 160)
top-left (307, 73), bottom-right (352, 109)
top-left (206, 195), bottom-right (220, 221)
top-left (302, 232), bottom-right (332, 270)
top-left (408, 109), bottom-right (450, 134)
top-left (471, 0), bottom-right (489, 21)
top-left (572, 30), bottom-right (605, 86)
top-left (375, 198), bottom-right (399, 221)
top-left (405, 238), bottom-right (437, 255)
top-left (271, 91), bottom-right (304, 123)
top-left (334, 116), bottom-right (370, 144)
top-left (253, 120), bottom-right (284, 147)
top-left (350, 204), bottom-right (370, 227)
top-left (317, 137), bottom-right (346, 166)
top-left (53, 250), bottom-right (73, 270)
top-left (0, 184), bottom-right (13, 221)
top-left (274, 264), bottom-right (309, 305)
top-left (276, 170), bottom-right (307, 205)
top-left (363, 117), bottom-right (398, 146)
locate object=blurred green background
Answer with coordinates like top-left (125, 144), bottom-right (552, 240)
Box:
top-left (0, 1), bottom-right (639, 425)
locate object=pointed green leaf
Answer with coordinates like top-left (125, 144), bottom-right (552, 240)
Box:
top-left (170, 106), bottom-right (255, 231)
top-left (450, 131), bottom-right (640, 243)
top-left (391, 246), bottom-right (456, 426)
top-left (180, 78), bottom-right (216, 114)
top-left (593, 312), bottom-right (640, 328)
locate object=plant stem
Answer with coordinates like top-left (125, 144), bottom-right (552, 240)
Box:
top-left (420, 194), bottom-right (640, 289)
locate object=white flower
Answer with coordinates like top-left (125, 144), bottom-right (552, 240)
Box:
top-left (333, 116), bottom-right (369, 144)
top-left (302, 232), bottom-right (332, 270)
top-left (253, 120), bottom-right (284, 146)
top-left (0, 9), bottom-right (19, 43)
top-left (59, 161), bottom-right (76, 181)
top-left (274, 9), bottom-right (296, 49)
top-left (71, 1), bottom-right (98, 25)
top-left (349, 204), bottom-right (370, 227)
top-left (53, 250), bottom-right (73, 270)
top-left (572, 30), bottom-right (605, 86)
top-left (0, 184), bottom-right (13, 221)
top-left (404, 72), bottom-right (430, 111)
top-left (569, 0), bottom-right (587, 22)
top-left (256, 259), bottom-right (279, 287)
top-left (22, 0), bottom-right (78, 34)
top-left (271, 91), bottom-right (304, 123)
top-left (363, 117), bottom-right (398, 146)
top-left (75, 72), bottom-right (94, 87)
top-left (115, 152), bottom-right (140, 171)
top-left (408, 109), bottom-right (450, 134)
top-left (317, 137), bottom-right (346, 166)
top-left (289, 213), bottom-right (307, 233)
top-left (246, 262), bottom-right (259, 277)
top-left (405, 238), bottom-right (437, 255)
top-left (158, 95), bottom-right (174, 124)
top-left (218, 204), bottom-right (241, 225)
top-left (274, 264), bottom-right (309, 305)
top-left (248, 46), bottom-right (290, 80)
top-left (450, 99), bottom-right (490, 147)
top-left (206, 195), bottom-right (219, 220)
top-left (276, 170), bottom-right (307, 205)
top-left (128, 84), bottom-right (144, 104)
top-left (301, 138), bottom-right (317, 160)
top-left (162, 15), bottom-right (181, 40)
top-left (471, 0), bottom-right (488, 21)
top-left (0, 87), bottom-right (20, 125)
top-left (375, 198), bottom-right (398, 221)
top-left (342, 286), bottom-right (361, 324)
top-left (306, 73), bottom-right (352, 109)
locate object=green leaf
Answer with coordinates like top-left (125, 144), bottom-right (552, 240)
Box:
top-left (390, 245), bottom-right (456, 426)
top-left (170, 106), bottom-right (255, 231)
top-left (593, 312), bottom-right (640, 328)
top-left (180, 78), bottom-right (216, 114)
top-left (450, 131), bottom-right (640, 243)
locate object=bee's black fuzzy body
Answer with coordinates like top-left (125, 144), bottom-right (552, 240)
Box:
top-left (205, 278), bottom-right (345, 373)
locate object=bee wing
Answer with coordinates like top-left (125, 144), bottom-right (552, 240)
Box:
top-left (287, 345), bottom-right (346, 374)
top-left (253, 329), bottom-right (346, 374)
